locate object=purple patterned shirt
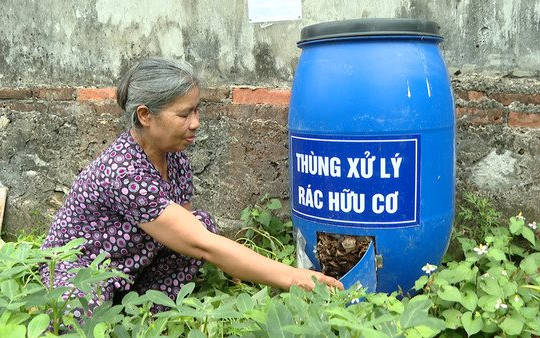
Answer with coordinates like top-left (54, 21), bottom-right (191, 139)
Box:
top-left (42, 131), bottom-right (194, 281)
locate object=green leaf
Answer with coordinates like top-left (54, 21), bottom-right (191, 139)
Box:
top-left (501, 281), bottom-right (518, 298)
top-left (487, 248), bottom-right (506, 261)
top-left (326, 307), bottom-right (365, 325)
top-left (360, 327), bottom-right (393, 338)
top-left (477, 295), bottom-right (498, 312)
top-left (458, 237), bottom-right (476, 254)
top-left (437, 261), bottom-right (475, 284)
top-left (255, 210), bottom-right (272, 227)
top-left (366, 313), bottom-right (396, 327)
top-left (442, 309), bottom-right (462, 329)
top-left (235, 293), bottom-right (254, 312)
top-left (414, 275), bottom-right (429, 291)
top-left (499, 315), bottom-right (524, 335)
top-left (76, 271), bottom-right (128, 285)
top-left (408, 325), bottom-right (441, 338)
top-left (3, 313), bottom-right (28, 327)
top-left (175, 283), bottom-right (195, 306)
top-left (187, 329), bottom-right (206, 338)
top-left (460, 289), bottom-right (478, 311)
top-left (267, 199), bottom-right (282, 210)
top-left (1, 280), bottom-right (20, 300)
top-left (146, 317), bottom-right (168, 336)
top-left (93, 322), bottom-right (108, 338)
top-left (120, 291), bottom-right (140, 305)
top-left (6, 301), bottom-right (25, 310)
top-left (366, 292), bottom-right (389, 306)
top-left (50, 334), bottom-right (80, 338)
top-left (509, 217), bottom-right (523, 234)
top-left (89, 251), bottom-right (110, 269)
top-left (0, 266), bottom-right (28, 279)
top-left (282, 324), bottom-right (320, 335)
top-left (521, 227), bottom-right (536, 245)
top-left (60, 237), bottom-right (86, 251)
top-left (145, 290), bottom-right (176, 308)
top-left (509, 294), bottom-right (524, 310)
top-left (0, 324), bottom-right (25, 338)
top-left (479, 278), bottom-right (503, 298)
top-left (437, 285), bottom-right (462, 302)
top-left (27, 314), bottom-right (50, 338)
top-left (461, 311), bottom-right (483, 336)
top-left (113, 325), bottom-right (130, 338)
top-left (71, 268), bottom-right (92, 293)
top-left (327, 318), bottom-right (366, 332)
top-left (266, 303), bottom-right (294, 338)
top-left (520, 253), bottom-right (540, 275)
top-left (240, 207), bottom-right (251, 221)
top-left (520, 306), bottom-right (540, 320)
top-left (400, 296), bottom-right (444, 331)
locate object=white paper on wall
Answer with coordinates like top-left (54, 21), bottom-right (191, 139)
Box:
top-left (248, 0), bottom-right (302, 23)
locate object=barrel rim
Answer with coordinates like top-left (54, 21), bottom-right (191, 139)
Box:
top-left (299, 18), bottom-right (442, 45)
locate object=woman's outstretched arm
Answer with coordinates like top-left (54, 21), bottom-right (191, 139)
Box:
top-left (138, 203), bottom-right (343, 291)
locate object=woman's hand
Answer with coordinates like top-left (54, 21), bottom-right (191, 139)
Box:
top-left (290, 268), bottom-right (344, 291)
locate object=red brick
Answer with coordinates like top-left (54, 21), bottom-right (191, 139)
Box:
top-left (34, 87), bottom-right (75, 101)
top-left (508, 112), bottom-right (540, 128)
top-left (453, 89), bottom-right (468, 101)
top-left (0, 88), bottom-right (33, 99)
top-left (77, 87), bottom-right (117, 101)
top-left (201, 87), bottom-right (230, 102)
top-left (456, 107), bottom-right (505, 125)
top-left (468, 91), bottom-right (485, 101)
top-left (232, 87), bottom-right (290, 105)
top-left (490, 92), bottom-right (540, 106)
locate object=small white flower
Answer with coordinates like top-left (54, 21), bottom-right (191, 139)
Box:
top-left (421, 263), bottom-right (438, 274)
top-left (495, 298), bottom-right (508, 310)
top-left (516, 213), bottom-right (525, 221)
top-left (473, 244), bottom-right (489, 255)
top-left (501, 270), bottom-right (508, 276)
top-left (350, 298), bottom-right (361, 304)
top-left (528, 222), bottom-right (537, 230)
top-left (514, 295), bottom-right (521, 303)
top-left (481, 272), bottom-right (490, 279)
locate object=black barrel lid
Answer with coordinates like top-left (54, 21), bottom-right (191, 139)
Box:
top-left (299, 18), bottom-right (441, 44)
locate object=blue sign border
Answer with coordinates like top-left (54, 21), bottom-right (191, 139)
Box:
top-left (290, 133), bottom-right (421, 227)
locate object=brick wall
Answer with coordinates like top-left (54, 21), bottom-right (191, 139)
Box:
top-left (454, 88), bottom-right (540, 128)
top-left (1, 77), bottom-right (540, 238)
top-left (0, 84), bottom-right (292, 238)
top-left (3, 81), bottom-right (537, 126)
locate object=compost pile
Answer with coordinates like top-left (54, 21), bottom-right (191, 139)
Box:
top-left (316, 233), bottom-right (372, 279)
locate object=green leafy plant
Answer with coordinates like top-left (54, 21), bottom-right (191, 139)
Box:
top-left (0, 236), bottom-right (128, 337)
top-left (415, 213), bottom-right (540, 337)
top-left (454, 191), bottom-right (502, 241)
top-left (0, 195), bottom-right (538, 337)
top-left (236, 195), bottom-right (296, 266)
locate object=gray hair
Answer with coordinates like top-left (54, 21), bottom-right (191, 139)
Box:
top-left (116, 57), bottom-right (200, 129)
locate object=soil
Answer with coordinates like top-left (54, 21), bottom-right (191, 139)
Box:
top-left (316, 233), bottom-right (372, 279)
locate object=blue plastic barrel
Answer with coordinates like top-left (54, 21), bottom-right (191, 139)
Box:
top-left (289, 18), bottom-right (455, 293)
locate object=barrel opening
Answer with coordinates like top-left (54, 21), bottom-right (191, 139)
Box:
top-left (316, 232), bottom-right (374, 280)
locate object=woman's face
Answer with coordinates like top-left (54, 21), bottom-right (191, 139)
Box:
top-left (145, 86), bottom-right (200, 153)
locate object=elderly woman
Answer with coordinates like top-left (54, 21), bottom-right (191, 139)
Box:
top-left (40, 57), bottom-right (342, 318)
